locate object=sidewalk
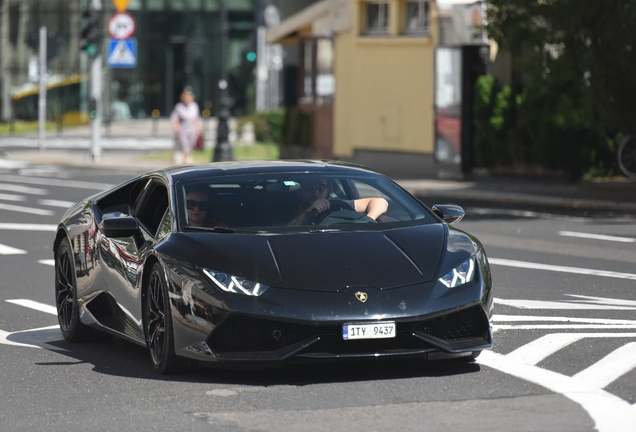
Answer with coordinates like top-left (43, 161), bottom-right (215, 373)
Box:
top-left (3, 148), bottom-right (635, 214)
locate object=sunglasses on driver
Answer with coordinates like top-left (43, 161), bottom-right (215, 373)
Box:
top-left (186, 199), bottom-right (210, 211)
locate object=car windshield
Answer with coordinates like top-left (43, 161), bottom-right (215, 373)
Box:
top-left (177, 172), bottom-right (434, 233)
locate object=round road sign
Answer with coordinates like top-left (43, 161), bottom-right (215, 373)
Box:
top-left (108, 12), bottom-right (136, 40)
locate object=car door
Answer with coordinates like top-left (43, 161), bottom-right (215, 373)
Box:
top-left (100, 178), bottom-right (171, 341)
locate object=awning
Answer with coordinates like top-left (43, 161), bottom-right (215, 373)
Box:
top-left (266, 0), bottom-right (330, 44)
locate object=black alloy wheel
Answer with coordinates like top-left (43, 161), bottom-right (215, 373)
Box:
top-left (55, 238), bottom-right (91, 341)
top-left (144, 262), bottom-right (179, 374)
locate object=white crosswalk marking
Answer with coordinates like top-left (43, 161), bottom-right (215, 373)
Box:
top-left (0, 202), bottom-right (54, 216)
top-left (0, 183), bottom-right (47, 195)
top-left (0, 174), bottom-right (113, 190)
top-left (0, 243), bottom-right (27, 255)
top-left (0, 193), bottom-right (25, 201)
top-left (0, 223), bottom-right (57, 231)
top-left (6, 299), bottom-right (57, 315)
top-left (38, 199), bottom-right (75, 208)
top-left (573, 342), bottom-right (636, 389)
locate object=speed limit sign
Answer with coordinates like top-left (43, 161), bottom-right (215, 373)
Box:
top-left (108, 12), bottom-right (136, 40)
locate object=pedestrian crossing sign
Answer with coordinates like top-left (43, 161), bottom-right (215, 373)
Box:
top-left (107, 38), bottom-right (137, 68)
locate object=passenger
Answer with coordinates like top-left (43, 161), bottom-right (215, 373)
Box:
top-left (186, 189), bottom-right (227, 228)
top-left (288, 178), bottom-right (388, 226)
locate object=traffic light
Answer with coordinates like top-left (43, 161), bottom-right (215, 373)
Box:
top-left (246, 51), bottom-right (256, 62)
top-left (81, 9), bottom-right (102, 57)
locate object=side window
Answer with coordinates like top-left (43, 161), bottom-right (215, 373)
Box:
top-left (96, 179), bottom-right (147, 216)
top-left (135, 182), bottom-right (169, 237)
top-left (157, 209), bottom-right (172, 239)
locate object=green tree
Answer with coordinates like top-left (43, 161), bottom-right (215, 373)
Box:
top-left (480, 0), bottom-right (636, 177)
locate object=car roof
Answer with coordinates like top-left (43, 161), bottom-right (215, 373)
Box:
top-left (159, 160), bottom-right (382, 182)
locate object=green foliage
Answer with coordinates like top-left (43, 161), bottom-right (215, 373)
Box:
top-left (478, 0), bottom-right (636, 178)
top-left (237, 109), bottom-right (286, 144)
top-left (473, 75), bottom-right (619, 179)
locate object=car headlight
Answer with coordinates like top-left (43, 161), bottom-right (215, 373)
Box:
top-left (439, 257), bottom-right (476, 288)
top-left (203, 269), bottom-right (269, 296)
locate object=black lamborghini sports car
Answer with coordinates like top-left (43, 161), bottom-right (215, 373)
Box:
top-left (54, 160), bottom-right (493, 373)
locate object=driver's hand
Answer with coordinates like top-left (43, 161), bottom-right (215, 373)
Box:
top-left (307, 197), bottom-right (331, 214)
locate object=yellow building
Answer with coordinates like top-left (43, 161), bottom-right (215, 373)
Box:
top-left (268, 0), bottom-right (440, 178)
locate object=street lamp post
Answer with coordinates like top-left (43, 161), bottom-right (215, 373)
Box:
top-left (213, 0), bottom-right (233, 162)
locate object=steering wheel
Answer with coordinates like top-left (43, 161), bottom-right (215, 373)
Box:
top-left (306, 200), bottom-right (356, 225)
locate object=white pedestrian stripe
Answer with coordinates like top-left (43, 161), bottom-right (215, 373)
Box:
top-left (0, 325), bottom-right (65, 351)
top-left (39, 259), bottom-right (55, 266)
top-left (0, 223), bottom-right (57, 231)
top-left (0, 193), bottom-right (26, 202)
top-left (559, 230), bottom-right (635, 243)
top-left (0, 243), bottom-right (27, 255)
top-left (0, 202), bottom-right (54, 216)
top-left (6, 299), bottom-right (57, 315)
top-left (38, 199), bottom-right (75, 208)
top-left (0, 174), bottom-right (113, 190)
top-left (489, 257), bottom-right (636, 281)
top-left (0, 182), bottom-right (47, 195)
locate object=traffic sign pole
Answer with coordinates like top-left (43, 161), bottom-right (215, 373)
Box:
top-left (88, 54), bottom-right (102, 161)
top-left (38, 26), bottom-right (47, 152)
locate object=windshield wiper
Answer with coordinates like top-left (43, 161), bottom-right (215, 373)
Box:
top-left (308, 227), bottom-right (345, 233)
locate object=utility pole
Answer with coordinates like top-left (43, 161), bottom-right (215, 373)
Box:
top-left (38, 26), bottom-right (47, 152)
top-left (213, 0), bottom-right (233, 162)
top-left (82, 0), bottom-right (103, 161)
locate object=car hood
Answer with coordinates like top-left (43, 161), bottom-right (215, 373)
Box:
top-left (171, 224), bottom-right (455, 292)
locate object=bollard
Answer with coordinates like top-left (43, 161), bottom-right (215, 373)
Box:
top-left (151, 109), bottom-right (160, 136)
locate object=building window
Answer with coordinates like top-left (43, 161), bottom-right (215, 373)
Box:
top-left (365, 2), bottom-right (389, 35)
top-left (404, 1), bottom-right (430, 34)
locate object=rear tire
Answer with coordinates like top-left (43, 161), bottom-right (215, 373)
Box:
top-left (144, 262), bottom-right (180, 374)
top-left (55, 237), bottom-right (92, 341)
top-left (618, 134), bottom-right (636, 179)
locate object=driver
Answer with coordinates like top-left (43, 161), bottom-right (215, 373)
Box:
top-left (288, 178), bottom-right (388, 226)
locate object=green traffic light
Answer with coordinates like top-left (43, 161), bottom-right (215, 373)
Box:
top-left (246, 51), bottom-right (256, 62)
top-left (86, 43), bottom-right (97, 57)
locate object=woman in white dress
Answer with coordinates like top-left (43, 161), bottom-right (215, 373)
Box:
top-left (170, 87), bottom-right (202, 164)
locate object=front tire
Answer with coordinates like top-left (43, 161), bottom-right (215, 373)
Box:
top-left (144, 262), bottom-right (180, 374)
top-left (55, 237), bottom-right (92, 341)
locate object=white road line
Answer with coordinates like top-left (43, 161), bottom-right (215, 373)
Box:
top-left (489, 257), bottom-right (636, 281)
top-left (559, 230), bottom-right (635, 243)
top-left (0, 183), bottom-right (47, 195)
top-left (0, 325), bottom-right (65, 351)
top-left (0, 223), bottom-right (57, 231)
top-left (38, 199), bottom-right (75, 208)
top-left (495, 296), bottom-right (636, 310)
top-left (478, 350), bottom-right (636, 432)
top-left (39, 259), bottom-right (55, 266)
top-left (6, 299), bottom-right (57, 315)
top-left (506, 333), bottom-right (585, 365)
top-left (573, 342), bottom-right (636, 389)
top-left (0, 202), bottom-right (54, 216)
top-left (0, 174), bottom-right (113, 190)
top-left (0, 243), bottom-right (27, 255)
top-left (493, 314), bottom-right (636, 325)
top-left (0, 193), bottom-right (25, 201)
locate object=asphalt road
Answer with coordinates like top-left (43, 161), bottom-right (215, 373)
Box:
top-left (1, 160), bottom-right (635, 432)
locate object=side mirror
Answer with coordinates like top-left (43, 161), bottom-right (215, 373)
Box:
top-left (99, 215), bottom-right (140, 237)
top-left (432, 205), bottom-right (465, 224)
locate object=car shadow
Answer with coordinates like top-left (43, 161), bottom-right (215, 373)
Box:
top-left (16, 327), bottom-right (481, 385)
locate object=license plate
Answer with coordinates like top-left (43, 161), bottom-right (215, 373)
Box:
top-left (342, 322), bottom-right (396, 340)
